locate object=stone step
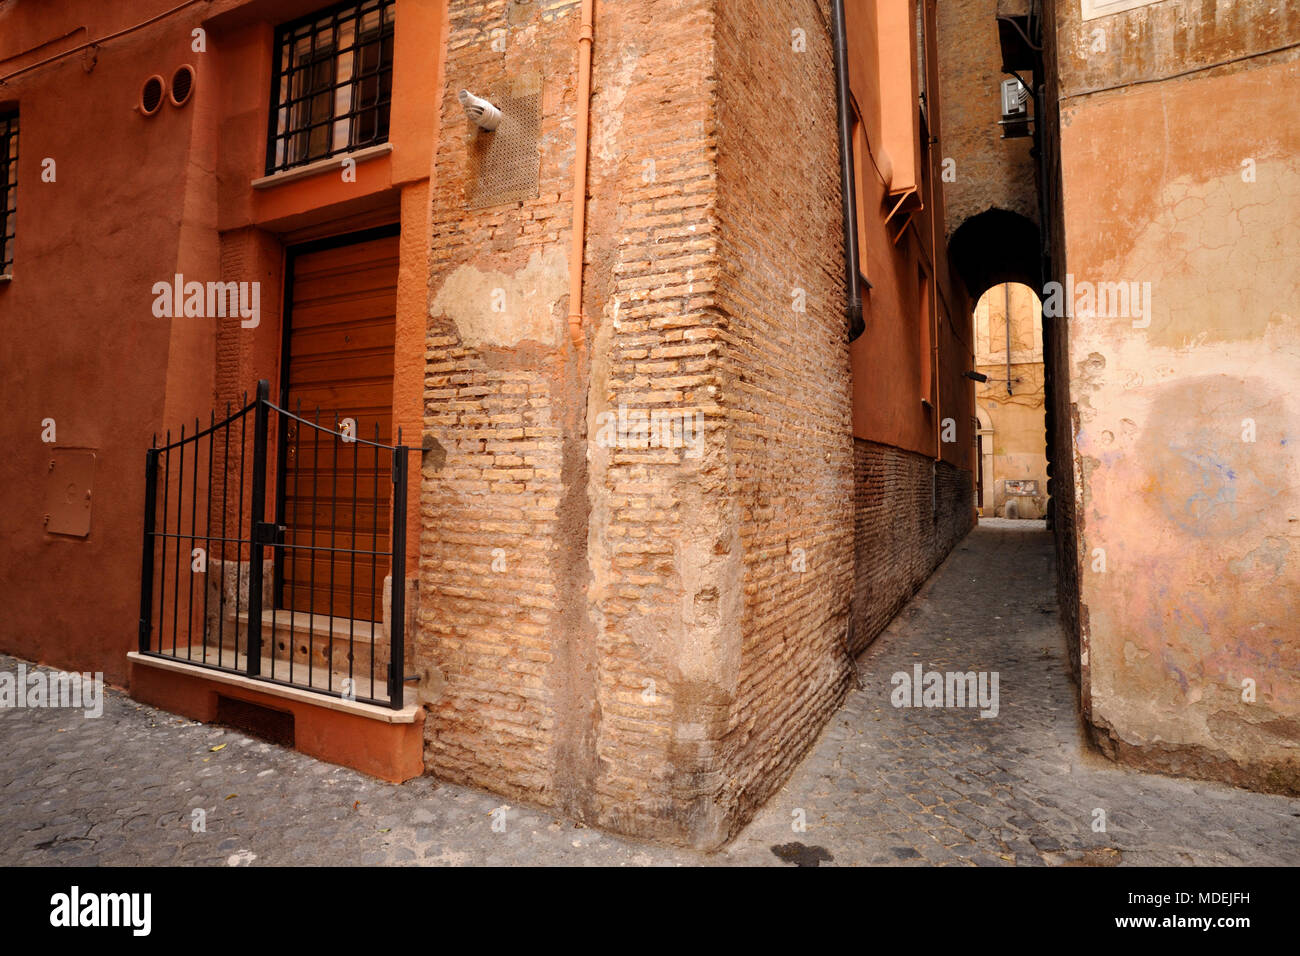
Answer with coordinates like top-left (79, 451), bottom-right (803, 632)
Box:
top-left (157, 642), bottom-right (397, 706)
top-left (203, 610), bottom-right (392, 684)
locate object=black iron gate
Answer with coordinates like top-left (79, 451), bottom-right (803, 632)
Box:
top-left (138, 380), bottom-right (410, 709)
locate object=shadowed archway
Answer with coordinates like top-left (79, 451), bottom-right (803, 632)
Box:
top-left (949, 208), bottom-right (1041, 302)
top-left (950, 207), bottom-right (1057, 534)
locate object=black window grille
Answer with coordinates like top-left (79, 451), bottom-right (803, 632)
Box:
top-left (1, 110), bottom-right (16, 275)
top-left (265, 0), bottom-right (395, 175)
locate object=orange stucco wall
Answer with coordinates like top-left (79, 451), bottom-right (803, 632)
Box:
top-left (1, 0), bottom-right (217, 685)
top-left (846, 0), bottom-right (975, 469)
top-left (129, 657), bottom-right (425, 781)
top-left (0, 0), bottom-right (442, 700)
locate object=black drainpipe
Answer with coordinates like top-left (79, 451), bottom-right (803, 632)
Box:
top-left (831, 0), bottom-right (865, 342)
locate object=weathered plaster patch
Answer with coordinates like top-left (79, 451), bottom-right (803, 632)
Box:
top-left (1123, 164), bottom-right (1300, 349)
top-left (1134, 376), bottom-right (1288, 539)
top-left (590, 47), bottom-right (640, 165)
top-left (1227, 536), bottom-right (1290, 579)
top-left (1065, 71), bottom-right (1300, 783)
top-left (432, 245), bottom-right (569, 349)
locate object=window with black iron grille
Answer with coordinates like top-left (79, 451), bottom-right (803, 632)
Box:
top-left (1, 110), bottom-right (16, 276)
top-left (265, 0), bottom-right (395, 176)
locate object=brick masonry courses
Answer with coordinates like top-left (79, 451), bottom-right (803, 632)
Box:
top-left (852, 441), bottom-right (975, 656)
top-left (418, 0), bottom-right (977, 848)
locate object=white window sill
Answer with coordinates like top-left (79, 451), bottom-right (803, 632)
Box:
top-left (0, 274), bottom-right (11, 283)
top-left (251, 142), bottom-right (393, 190)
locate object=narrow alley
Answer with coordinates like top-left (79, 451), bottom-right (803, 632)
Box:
top-left (4, 520), bottom-right (1296, 867)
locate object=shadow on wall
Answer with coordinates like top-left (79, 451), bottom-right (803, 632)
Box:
top-left (949, 208), bottom-right (1041, 297)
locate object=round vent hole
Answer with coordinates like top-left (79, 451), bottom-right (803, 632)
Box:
top-left (170, 65), bottom-right (195, 107)
top-left (140, 75), bottom-right (165, 116)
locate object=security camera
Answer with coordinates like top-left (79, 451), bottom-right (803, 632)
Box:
top-left (459, 89), bottom-right (501, 131)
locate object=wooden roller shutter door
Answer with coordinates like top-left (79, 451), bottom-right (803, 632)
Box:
top-left (279, 231), bottom-right (398, 621)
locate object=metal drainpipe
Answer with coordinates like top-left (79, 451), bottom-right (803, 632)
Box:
top-left (1005, 280), bottom-right (1012, 395)
top-left (831, 0), bottom-right (865, 342)
top-left (567, 0), bottom-right (595, 350)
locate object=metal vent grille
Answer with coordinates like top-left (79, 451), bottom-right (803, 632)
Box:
top-left (170, 65), bottom-right (194, 107)
top-left (466, 89), bottom-right (541, 209)
top-left (140, 76), bottom-right (164, 115)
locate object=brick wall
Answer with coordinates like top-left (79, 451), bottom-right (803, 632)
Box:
top-left (851, 439), bottom-right (974, 654)
top-left (419, 0), bottom-right (861, 847)
top-left (935, 0), bottom-right (1038, 237)
top-left (419, 0), bottom-right (976, 847)
top-left (418, 0), bottom-right (582, 802)
top-left (421, 0), bottom-right (737, 839)
top-left (580, 0), bottom-right (726, 840)
top-left (708, 0), bottom-right (858, 840)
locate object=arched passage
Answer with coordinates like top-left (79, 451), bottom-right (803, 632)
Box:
top-left (950, 208), bottom-right (1061, 531)
top-left (973, 283), bottom-right (1047, 520)
top-left (949, 208), bottom-right (1041, 302)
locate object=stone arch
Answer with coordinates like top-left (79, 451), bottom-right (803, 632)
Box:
top-left (949, 208), bottom-right (1041, 302)
top-left (953, 207), bottom-right (1058, 528)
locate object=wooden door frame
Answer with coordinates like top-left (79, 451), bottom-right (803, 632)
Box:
top-left (272, 222), bottom-right (401, 612)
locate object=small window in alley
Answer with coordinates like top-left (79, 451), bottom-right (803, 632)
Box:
top-left (0, 109), bottom-right (16, 276)
top-left (266, 0), bottom-right (395, 175)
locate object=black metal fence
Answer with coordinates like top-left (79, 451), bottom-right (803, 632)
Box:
top-left (138, 380), bottom-right (410, 709)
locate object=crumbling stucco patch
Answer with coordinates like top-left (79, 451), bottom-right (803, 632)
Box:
top-left (1124, 165), bottom-right (1300, 349)
top-left (590, 47), bottom-right (640, 165)
top-left (431, 245), bottom-right (568, 349)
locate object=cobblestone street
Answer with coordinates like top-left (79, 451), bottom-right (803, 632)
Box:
top-left (3, 520), bottom-right (1297, 866)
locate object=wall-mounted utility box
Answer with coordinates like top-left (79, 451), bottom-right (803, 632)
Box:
top-left (45, 449), bottom-right (95, 536)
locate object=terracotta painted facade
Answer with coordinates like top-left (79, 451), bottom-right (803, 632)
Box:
top-left (1, 0), bottom-right (443, 774)
top-left (844, 0), bottom-right (977, 656)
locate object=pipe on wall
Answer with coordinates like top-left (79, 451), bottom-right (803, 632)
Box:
top-left (567, 0), bottom-right (595, 350)
top-left (1005, 280), bottom-right (1012, 395)
top-left (830, 0), bottom-right (866, 343)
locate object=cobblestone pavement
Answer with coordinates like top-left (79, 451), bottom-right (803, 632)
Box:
top-left (724, 520), bottom-right (1300, 866)
top-left (2, 520), bottom-right (1297, 866)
